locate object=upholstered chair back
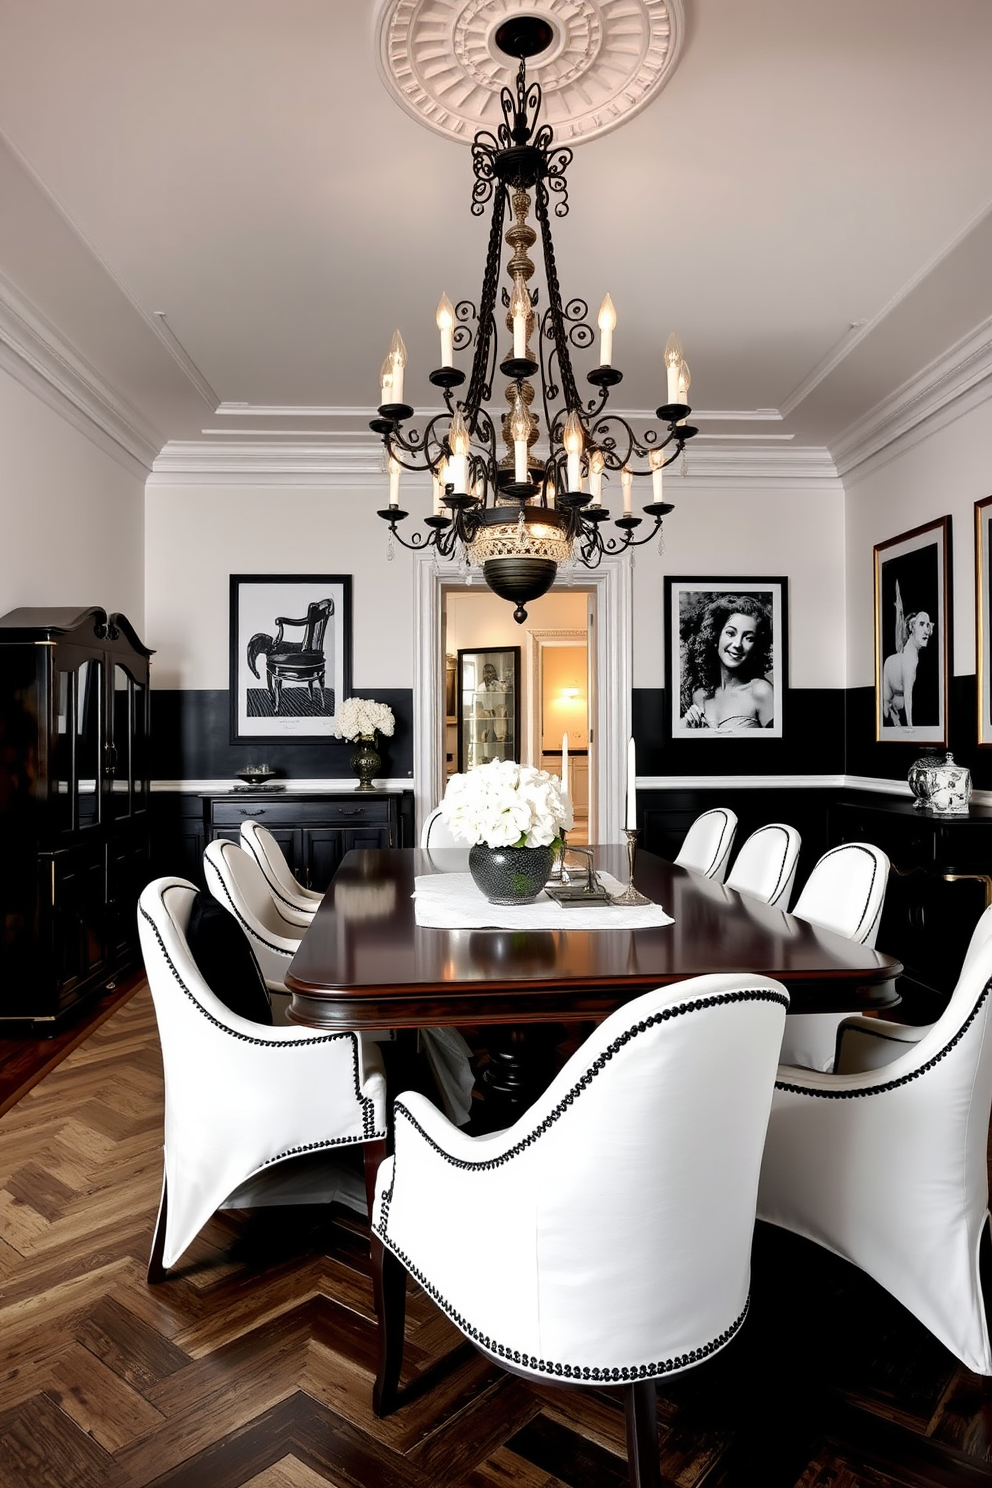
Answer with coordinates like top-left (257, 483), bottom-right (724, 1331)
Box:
top-left (791, 842), bottom-right (889, 947)
top-left (374, 972), bottom-right (787, 1381)
top-left (420, 805), bottom-right (461, 850)
top-left (759, 900), bottom-right (992, 1375)
top-left (203, 838), bottom-right (303, 993)
top-left (726, 823), bottom-right (801, 909)
top-left (138, 876), bottom-right (386, 1276)
top-left (674, 807), bottom-right (738, 882)
top-left (240, 821), bottom-right (321, 918)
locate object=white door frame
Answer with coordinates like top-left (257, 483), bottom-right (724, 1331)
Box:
top-left (413, 554), bottom-right (632, 843)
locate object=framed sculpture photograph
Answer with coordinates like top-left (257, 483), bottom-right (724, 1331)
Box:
top-left (976, 496), bottom-right (992, 745)
top-left (229, 574), bottom-right (352, 743)
top-left (873, 518), bottom-right (949, 744)
top-left (665, 577), bottom-right (787, 738)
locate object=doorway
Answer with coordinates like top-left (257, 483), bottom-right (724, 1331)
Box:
top-left (414, 553), bottom-right (632, 844)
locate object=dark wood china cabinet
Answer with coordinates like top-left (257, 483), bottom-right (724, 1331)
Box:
top-left (0, 607), bottom-right (152, 1031)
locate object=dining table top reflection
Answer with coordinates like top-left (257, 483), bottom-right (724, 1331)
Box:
top-left (284, 845), bottom-right (902, 1031)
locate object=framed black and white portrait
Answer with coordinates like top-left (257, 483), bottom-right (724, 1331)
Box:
top-left (665, 577), bottom-right (787, 739)
top-left (873, 519), bottom-right (949, 744)
top-left (976, 497), bottom-right (992, 746)
top-left (229, 574), bottom-right (352, 744)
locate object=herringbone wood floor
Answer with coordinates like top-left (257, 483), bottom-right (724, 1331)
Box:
top-left (2, 987), bottom-right (992, 1487)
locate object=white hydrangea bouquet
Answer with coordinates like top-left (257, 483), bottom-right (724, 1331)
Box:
top-left (330, 696), bottom-right (395, 742)
top-left (441, 758), bottom-right (568, 848)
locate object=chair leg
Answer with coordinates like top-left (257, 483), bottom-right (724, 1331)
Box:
top-left (624, 1379), bottom-right (660, 1488)
top-left (371, 1235), bottom-right (407, 1417)
top-left (147, 1176), bottom-right (169, 1285)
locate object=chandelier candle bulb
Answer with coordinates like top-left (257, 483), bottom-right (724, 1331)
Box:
top-left (511, 277), bottom-right (530, 359)
top-left (387, 329), bottom-right (407, 405)
top-left (626, 738), bottom-right (637, 830)
top-left (436, 293), bottom-right (455, 366)
top-left (589, 449), bottom-right (605, 505)
top-left (621, 464), bottom-right (634, 514)
top-left (510, 392), bottom-right (530, 482)
top-left (598, 294), bottom-right (616, 365)
top-left (388, 455), bottom-right (402, 507)
top-left (665, 333), bottom-right (683, 406)
top-left (649, 449), bottom-right (664, 502)
top-left (448, 410), bottom-right (470, 493)
top-left (564, 409), bottom-right (584, 492)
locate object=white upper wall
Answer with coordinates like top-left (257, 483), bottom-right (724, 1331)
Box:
top-left (844, 393), bottom-right (992, 688)
top-left (634, 479), bottom-right (847, 691)
top-left (0, 366), bottom-right (145, 623)
top-left (146, 472), bottom-right (847, 693)
top-left (145, 473), bottom-right (414, 689)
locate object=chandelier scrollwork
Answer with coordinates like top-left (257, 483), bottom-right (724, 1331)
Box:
top-left (371, 15), bottom-right (697, 623)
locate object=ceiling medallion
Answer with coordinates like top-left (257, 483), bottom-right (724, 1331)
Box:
top-left (375, 0), bottom-right (684, 145)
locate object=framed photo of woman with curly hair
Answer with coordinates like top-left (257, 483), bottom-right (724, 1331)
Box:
top-left (665, 577), bottom-right (787, 739)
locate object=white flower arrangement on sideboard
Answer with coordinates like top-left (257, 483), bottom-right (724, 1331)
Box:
top-left (330, 697), bottom-right (395, 742)
top-left (441, 759), bottom-right (568, 849)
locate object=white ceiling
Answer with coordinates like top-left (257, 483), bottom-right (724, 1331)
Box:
top-left (0, 0), bottom-right (990, 477)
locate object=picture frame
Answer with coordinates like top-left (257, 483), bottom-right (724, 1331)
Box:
top-left (665, 577), bottom-right (787, 739)
top-left (976, 497), bottom-right (992, 745)
top-left (873, 518), bottom-right (949, 744)
top-left (229, 574), bottom-right (352, 743)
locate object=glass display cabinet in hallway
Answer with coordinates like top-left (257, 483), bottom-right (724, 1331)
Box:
top-left (457, 647), bottom-right (520, 771)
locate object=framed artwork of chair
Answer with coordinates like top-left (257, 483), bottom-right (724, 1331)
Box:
top-left (230, 574), bottom-right (352, 742)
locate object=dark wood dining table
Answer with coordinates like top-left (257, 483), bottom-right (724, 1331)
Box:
top-left (284, 842), bottom-right (902, 1416)
top-left (285, 843), bottom-right (902, 1033)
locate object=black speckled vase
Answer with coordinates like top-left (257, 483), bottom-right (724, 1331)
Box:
top-left (468, 843), bottom-right (554, 905)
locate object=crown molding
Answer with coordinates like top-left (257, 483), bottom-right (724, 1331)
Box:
top-left (150, 434), bottom-right (842, 488)
top-left (0, 270), bottom-right (162, 478)
top-left (833, 314), bottom-right (992, 484)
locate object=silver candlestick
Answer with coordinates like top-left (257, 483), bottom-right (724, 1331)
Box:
top-left (610, 828), bottom-right (651, 906)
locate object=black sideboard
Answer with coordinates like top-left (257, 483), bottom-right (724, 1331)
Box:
top-left (151, 788), bottom-right (414, 889)
top-left (830, 794), bottom-right (992, 1016)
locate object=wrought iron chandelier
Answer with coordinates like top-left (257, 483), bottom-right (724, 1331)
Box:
top-left (371, 15), bottom-right (697, 623)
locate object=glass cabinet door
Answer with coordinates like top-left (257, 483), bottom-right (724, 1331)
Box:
top-left (457, 647), bottom-right (521, 771)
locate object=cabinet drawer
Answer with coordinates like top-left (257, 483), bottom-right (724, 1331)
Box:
top-left (211, 798), bottom-right (393, 827)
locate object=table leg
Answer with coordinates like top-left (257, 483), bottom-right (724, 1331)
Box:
top-left (478, 1023), bottom-right (562, 1129)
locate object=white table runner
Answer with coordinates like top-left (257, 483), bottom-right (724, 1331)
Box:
top-left (413, 871), bottom-right (674, 931)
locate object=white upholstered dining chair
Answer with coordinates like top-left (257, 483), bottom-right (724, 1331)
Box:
top-left (420, 804), bottom-right (460, 850)
top-left (779, 841), bottom-right (890, 1069)
top-left (725, 822), bottom-right (801, 908)
top-left (204, 838), bottom-right (304, 1019)
top-left (138, 876), bottom-right (387, 1283)
top-left (674, 807), bottom-right (738, 882)
top-left (240, 820), bottom-right (322, 919)
top-left (371, 972), bottom-right (789, 1486)
top-left (758, 900), bottom-right (992, 1375)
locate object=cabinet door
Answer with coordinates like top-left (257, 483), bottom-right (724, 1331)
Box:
top-left (107, 660), bottom-right (150, 823)
top-left (303, 826), bottom-right (391, 891)
top-left (47, 846), bottom-right (108, 1002)
top-left (106, 826), bottom-right (151, 964)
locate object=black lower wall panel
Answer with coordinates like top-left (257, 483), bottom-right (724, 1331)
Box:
top-left (150, 688), bottom-right (414, 782)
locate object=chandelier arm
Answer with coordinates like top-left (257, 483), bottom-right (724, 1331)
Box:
top-left (384, 413), bottom-right (458, 472)
top-left (535, 181), bottom-right (583, 415)
top-left (376, 515), bottom-right (445, 553)
top-left (463, 181), bottom-right (508, 421)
